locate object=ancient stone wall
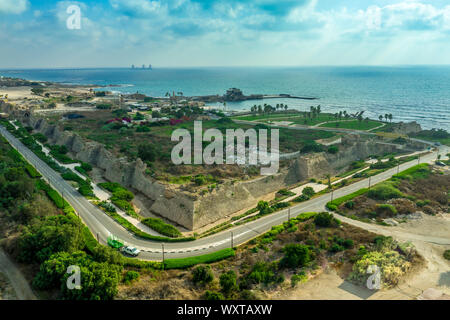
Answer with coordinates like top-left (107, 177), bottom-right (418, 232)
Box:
top-left (1, 103), bottom-right (408, 230)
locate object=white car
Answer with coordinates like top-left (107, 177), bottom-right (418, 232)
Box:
top-left (121, 246), bottom-right (141, 257)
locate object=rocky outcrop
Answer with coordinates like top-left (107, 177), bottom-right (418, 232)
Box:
top-left (389, 121), bottom-right (422, 135)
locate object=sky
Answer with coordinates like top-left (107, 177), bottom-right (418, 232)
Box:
top-left (1, 0), bottom-right (450, 68)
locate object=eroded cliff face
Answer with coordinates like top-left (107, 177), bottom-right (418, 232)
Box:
top-left (3, 104), bottom-right (403, 231)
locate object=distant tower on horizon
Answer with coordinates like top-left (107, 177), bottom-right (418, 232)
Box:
top-left (131, 64), bottom-right (135, 69)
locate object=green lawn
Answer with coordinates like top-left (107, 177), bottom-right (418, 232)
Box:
top-left (319, 120), bottom-right (382, 131)
top-left (235, 112), bottom-right (338, 126)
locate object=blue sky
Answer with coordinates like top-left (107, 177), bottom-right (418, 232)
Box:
top-left (1, 0), bottom-right (450, 68)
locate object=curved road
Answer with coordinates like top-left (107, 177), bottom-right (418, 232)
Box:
top-left (1, 125), bottom-right (448, 261)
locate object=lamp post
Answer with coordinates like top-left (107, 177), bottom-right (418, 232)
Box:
top-left (162, 244), bottom-right (165, 268)
top-left (288, 208), bottom-right (291, 221)
top-left (368, 176), bottom-right (372, 189)
top-left (230, 232), bottom-right (234, 248)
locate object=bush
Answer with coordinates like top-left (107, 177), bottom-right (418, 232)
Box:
top-left (194, 175), bottom-right (207, 186)
top-left (138, 143), bottom-right (157, 162)
top-left (142, 218), bottom-right (182, 238)
top-left (257, 201), bottom-right (273, 215)
top-left (192, 266), bottom-right (214, 285)
top-left (247, 261), bottom-right (281, 285)
top-left (444, 250), bottom-right (450, 260)
top-left (368, 183), bottom-right (403, 200)
top-left (123, 270), bottom-right (140, 284)
top-left (112, 189), bottom-right (134, 202)
top-left (314, 212), bottom-right (339, 227)
top-left (204, 291), bottom-right (224, 300)
top-left (291, 272), bottom-right (307, 287)
top-left (293, 194), bottom-right (310, 202)
top-left (136, 125), bottom-right (150, 132)
top-left (220, 270), bottom-right (238, 295)
top-left (375, 204), bottom-right (398, 216)
top-left (302, 187), bottom-right (315, 197)
top-left (327, 145), bottom-right (339, 154)
top-left (345, 200), bottom-right (355, 209)
top-left (280, 244), bottom-right (312, 269)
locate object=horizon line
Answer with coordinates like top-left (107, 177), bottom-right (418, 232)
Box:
top-left (2, 64), bottom-right (450, 71)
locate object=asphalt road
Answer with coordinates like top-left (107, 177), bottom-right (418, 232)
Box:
top-left (0, 124), bottom-right (446, 261)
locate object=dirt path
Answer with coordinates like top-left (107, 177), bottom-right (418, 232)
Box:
top-left (0, 249), bottom-right (37, 300)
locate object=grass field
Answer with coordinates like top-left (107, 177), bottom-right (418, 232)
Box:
top-left (235, 112), bottom-right (338, 126)
top-left (319, 120), bottom-right (382, 131)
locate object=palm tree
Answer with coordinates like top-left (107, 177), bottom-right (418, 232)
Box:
top-left (379, 115), bottom-right (383, 122)
top-left (384, 114), bottom-right (389, 122)
top-left (258, 105), bottom-right (263, 114)
top-left (388, 114), bottom-right (393, 123)
top-left (284, 105), bottom-right (288, 111)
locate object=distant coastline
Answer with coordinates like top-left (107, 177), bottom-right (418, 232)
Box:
top-left (1, 66), bottom-right (449, 130)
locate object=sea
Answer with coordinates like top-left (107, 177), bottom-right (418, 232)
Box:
top-left (1, 66), bottom-right (449, 130)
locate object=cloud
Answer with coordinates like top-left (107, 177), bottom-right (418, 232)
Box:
top-left (109, 0), bottom-right (165, 16)
top-left (359, 2), bottom-right (450, 33)
top-left (0, 0), bottom-right (29, 14)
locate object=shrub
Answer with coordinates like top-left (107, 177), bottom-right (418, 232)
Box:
top-left (192, 266), bottom-right (214, 285)
top-left (257, 201), bottom-right (273, 215)
top-left (204, 291), bottom-right (224, 300)
top-left (291, 272), bottom-right (308, 287)
top-left (136, 125), bottom-right (150, 132)
top-left (138, 143), bottom-right (157, 162)
top-left (194, 175), bottom-right (207, 186)
top-left (142, 218), bottom-right (182, 238)
top-left (123, 271), bottom-right (140, 284)
top-left (329, 243), bottom-right (345, 253)
top-left (327, 145), bottom-right (339, 154)
top-left (345, 200), bottom-right (355, 209)
top-left (375, 204), bottom-right (398, 216)
top-left (271, 202), bottom-right (290, 210)
top-left (368, 183), bottom-right (403, 200)
top-left (220, 270), bottom-right (238, 295)
top-left (293, 194), bottom-right (310, 203)
top-left (78, 185), bottom-right (95, 197)
top-left (280, 244), bottom-right (311, 269)
top-left (112, 189), bottom-right (134, 202)
top-left (302, 187), bottom-right (315, 197)
top-left (277, 189), bottom-right (295, 197)
top-left (247, 261), bottom-right (280, 285)
top-left (314, 212), bottom-right (339, 227)
top-left (444, 250), bottom-right (450, 261)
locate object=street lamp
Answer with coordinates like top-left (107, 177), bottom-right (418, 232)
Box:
top-left (230, 231), bottom-right (234, 248)
top-left (162, 243), bottom-right (165, 267)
